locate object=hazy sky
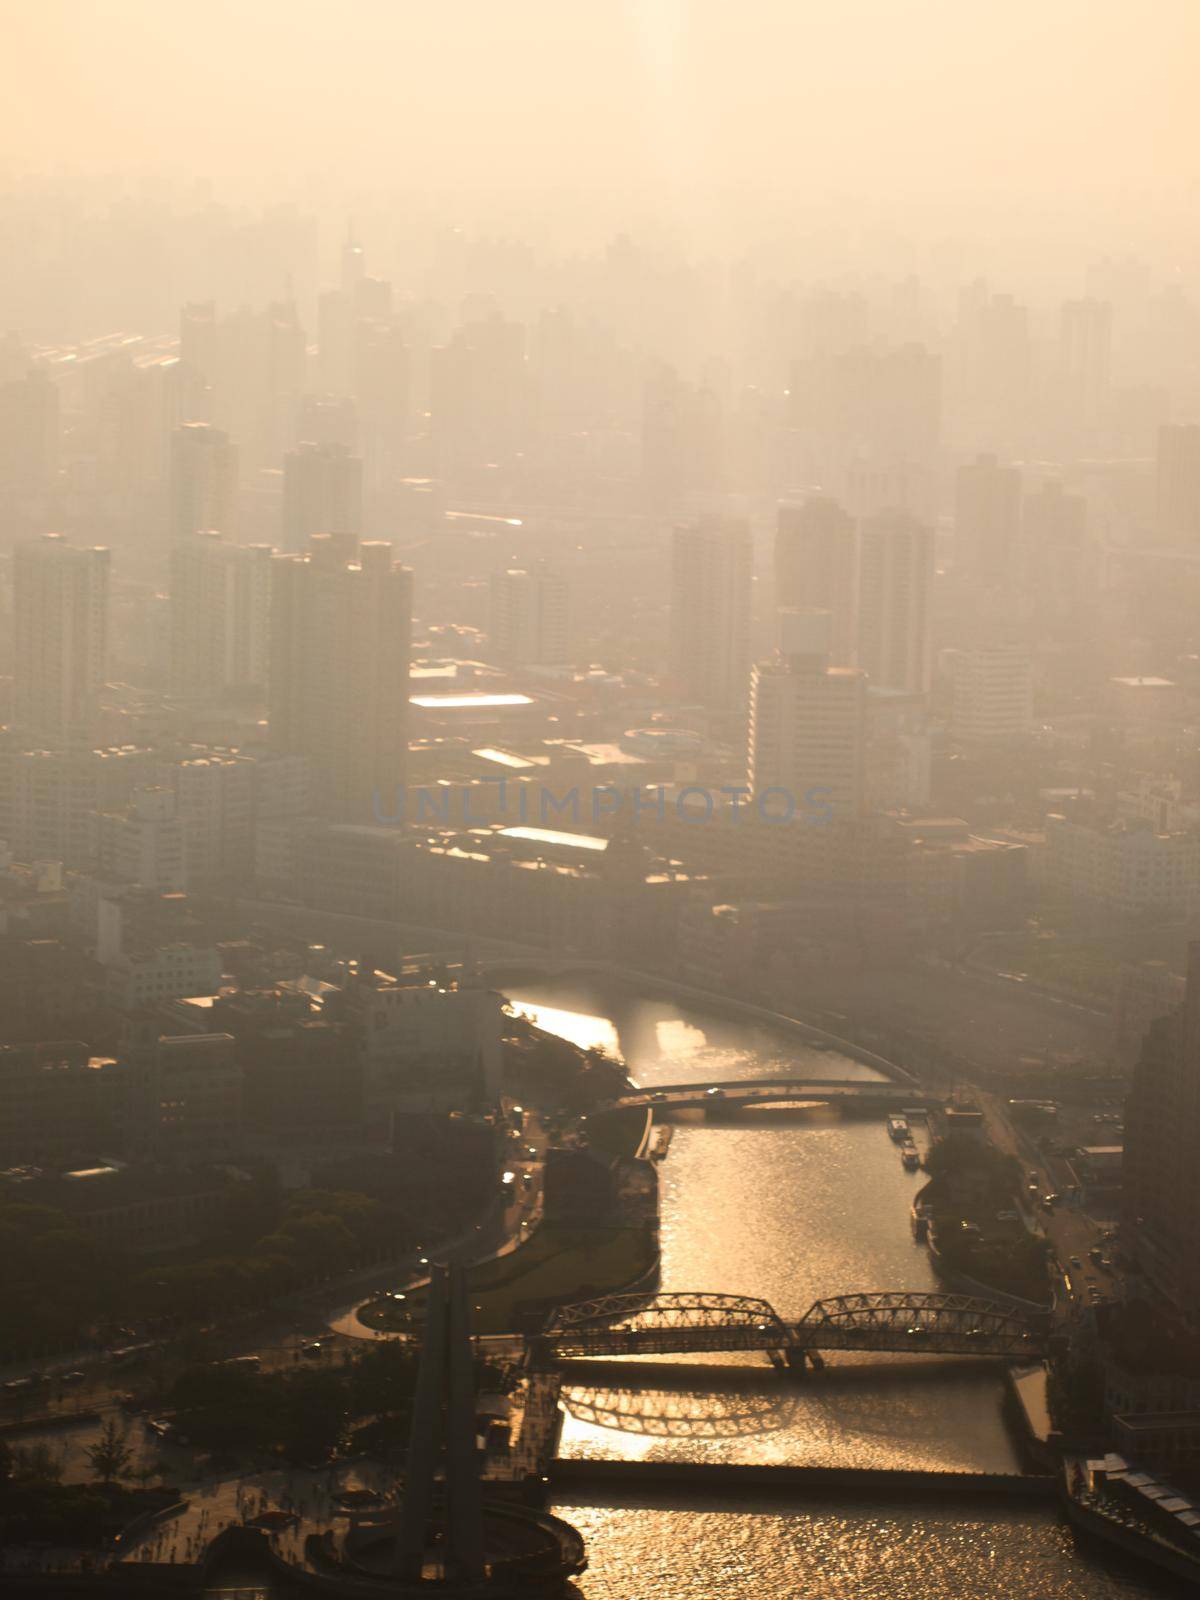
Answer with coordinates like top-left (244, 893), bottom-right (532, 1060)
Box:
top-left (4, 1), bottom-right (1199, 245)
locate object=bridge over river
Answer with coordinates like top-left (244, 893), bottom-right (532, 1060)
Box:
top-left (612, 1079), bottom-right (940, 1113)
top-left (536, 1291), bottom-right (1048, 1364)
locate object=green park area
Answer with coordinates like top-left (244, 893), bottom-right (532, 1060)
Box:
top-left (362, 1221), bottom-right (658, 1336)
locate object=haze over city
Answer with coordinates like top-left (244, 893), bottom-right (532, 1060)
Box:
top-left (2, 4), bottom-right (1200, 1597)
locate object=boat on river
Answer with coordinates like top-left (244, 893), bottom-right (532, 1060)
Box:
top-left (901, 1146), bottom-right (921, 1171)
top-left (887, 1114), bottom-right (909, 1142)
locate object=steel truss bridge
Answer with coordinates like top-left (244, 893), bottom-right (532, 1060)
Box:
top-left (539, 1290), bottom-right (1047, 1362)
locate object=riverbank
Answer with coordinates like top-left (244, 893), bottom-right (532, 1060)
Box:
top-left (551, 1459), bottom-right (1058, 1500)
top-left (359, 1221), bottom-right (659, 1336)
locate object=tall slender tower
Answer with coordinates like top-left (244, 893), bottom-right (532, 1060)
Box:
top-left (268, 536), bottom-right (412, 819)
top-left (13, 533), bottom-right (111, 745)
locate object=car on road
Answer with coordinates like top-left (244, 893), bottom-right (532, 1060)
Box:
top-left (1069, 1256), bottom-right (1082, 1269)
top-left (299, 1343), bottom-right (323, 1360)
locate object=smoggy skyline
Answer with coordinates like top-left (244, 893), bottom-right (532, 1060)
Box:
top-left (4, 1), bottom-right (1198, 260)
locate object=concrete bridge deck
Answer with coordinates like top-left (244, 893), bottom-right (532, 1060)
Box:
top-left (612, 1078), bottom-right (940, 1112)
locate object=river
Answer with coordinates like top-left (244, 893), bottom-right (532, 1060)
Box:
top-left (504, 980), bottom-right (1177, 1600)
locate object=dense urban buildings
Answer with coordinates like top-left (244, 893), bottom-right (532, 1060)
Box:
top-left (1, 12), bottom-right (1199, 1592)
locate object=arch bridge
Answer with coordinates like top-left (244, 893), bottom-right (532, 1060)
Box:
top-left (539, 1289), bottom-right (1046, 1362)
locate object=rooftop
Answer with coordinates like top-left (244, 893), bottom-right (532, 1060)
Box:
top-left (410, 692), bottom-right (535, 709)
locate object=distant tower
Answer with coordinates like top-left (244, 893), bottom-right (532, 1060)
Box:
top-left (774, 497), bottom-right (857, 664)
top-left (856, 511), bottom-right (934, 694)
top-left (170, 422), bottom-right (237, 539)
top-left (668, 517), bottom-right (752, 714)
top-left (0, 367), bottom-right (60, 501)
top-left (946, 646), bottom-right (1034, 746)
top-left (955, 454), bottom-right (1022, 585)
top-left (268, 536), bottom-right (411, 819)
top-left (1059, 298), bottom-right (1112, 425)
top-left (748, 609), bottom-right (867, 821)
top-left (1157, 424), bottom-right (1200, 545)
top-left (169, 533), bottom-right (272, 699)
top-left (13, 533), bottom-right (111, 745)
top-left (178, 301), bottom-right (218, 420)
top-left (488, 566), bottom-right (570, 667)
top-left (281, 440), bottom-right (363, 553)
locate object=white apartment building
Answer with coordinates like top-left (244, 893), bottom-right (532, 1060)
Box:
top-left (945, 645), bottom-right (1034, 746)
top-left (748, 611), bottom-right (867, 821)
top-left (95, 786), bottom-right (186, 891)
top-left (1043, 813), bottom-right (1200, 919)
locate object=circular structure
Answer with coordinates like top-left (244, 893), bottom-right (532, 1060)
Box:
top-left (301, 1500), bottom-right (587, 1595)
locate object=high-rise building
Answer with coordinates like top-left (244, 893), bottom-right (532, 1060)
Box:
top-left (169, 533), bottom-right (272, 699)
top-left (317, 289), bottom-right (355, 396)
top-left (1058, 298), bottom-right (1112, 425)
top-left (0, 368), bottom-right (59, 503)
top-left (954, 454), bottom-right (1022, 585)
top-left (0, 742), bottom-right (151, 865)
top-left (789, 344), bottom-right (940, 495)
top-left (95, 786), bottom-right (186, 891)
top-left (1021, 478), bottom-right (1093, 599)
top-left (268, 536), bottom-right (412, 819)
top-left (856, 512), bottom-right (934, 695)
top-left (945, 646), bottom-right (1034, 746)
top-left (170, 422), bottom-right (238, 539)
top-left (488, 566), bottom-right (570, 668)
top-left (774, 497), bottom-right (857, 664)
top-left (281, 440), bottom-right (363, 553)
top-left (216, 300), bottom-right (306, 472)
top-left (748, 609), bottom-right (867, 821)
top-left (953, 286), bottom-right (1032, 448)
top-left (354, 319), bottom-right (410, 487)
top-left (1156, 423), bottom-right (1200, 545)
top-left (178, 301), bottom-right (217, 420)
top-left (296, 393), bottom-right (360, 452)
top-left (668, 517), bottom-right (752, 714)
top-left (429, 311), bottom-right (527, 477)
top-left (13, 533), bottom-right (111, 745)
top-left (1125, 941), bottom-right (1200, 1318)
